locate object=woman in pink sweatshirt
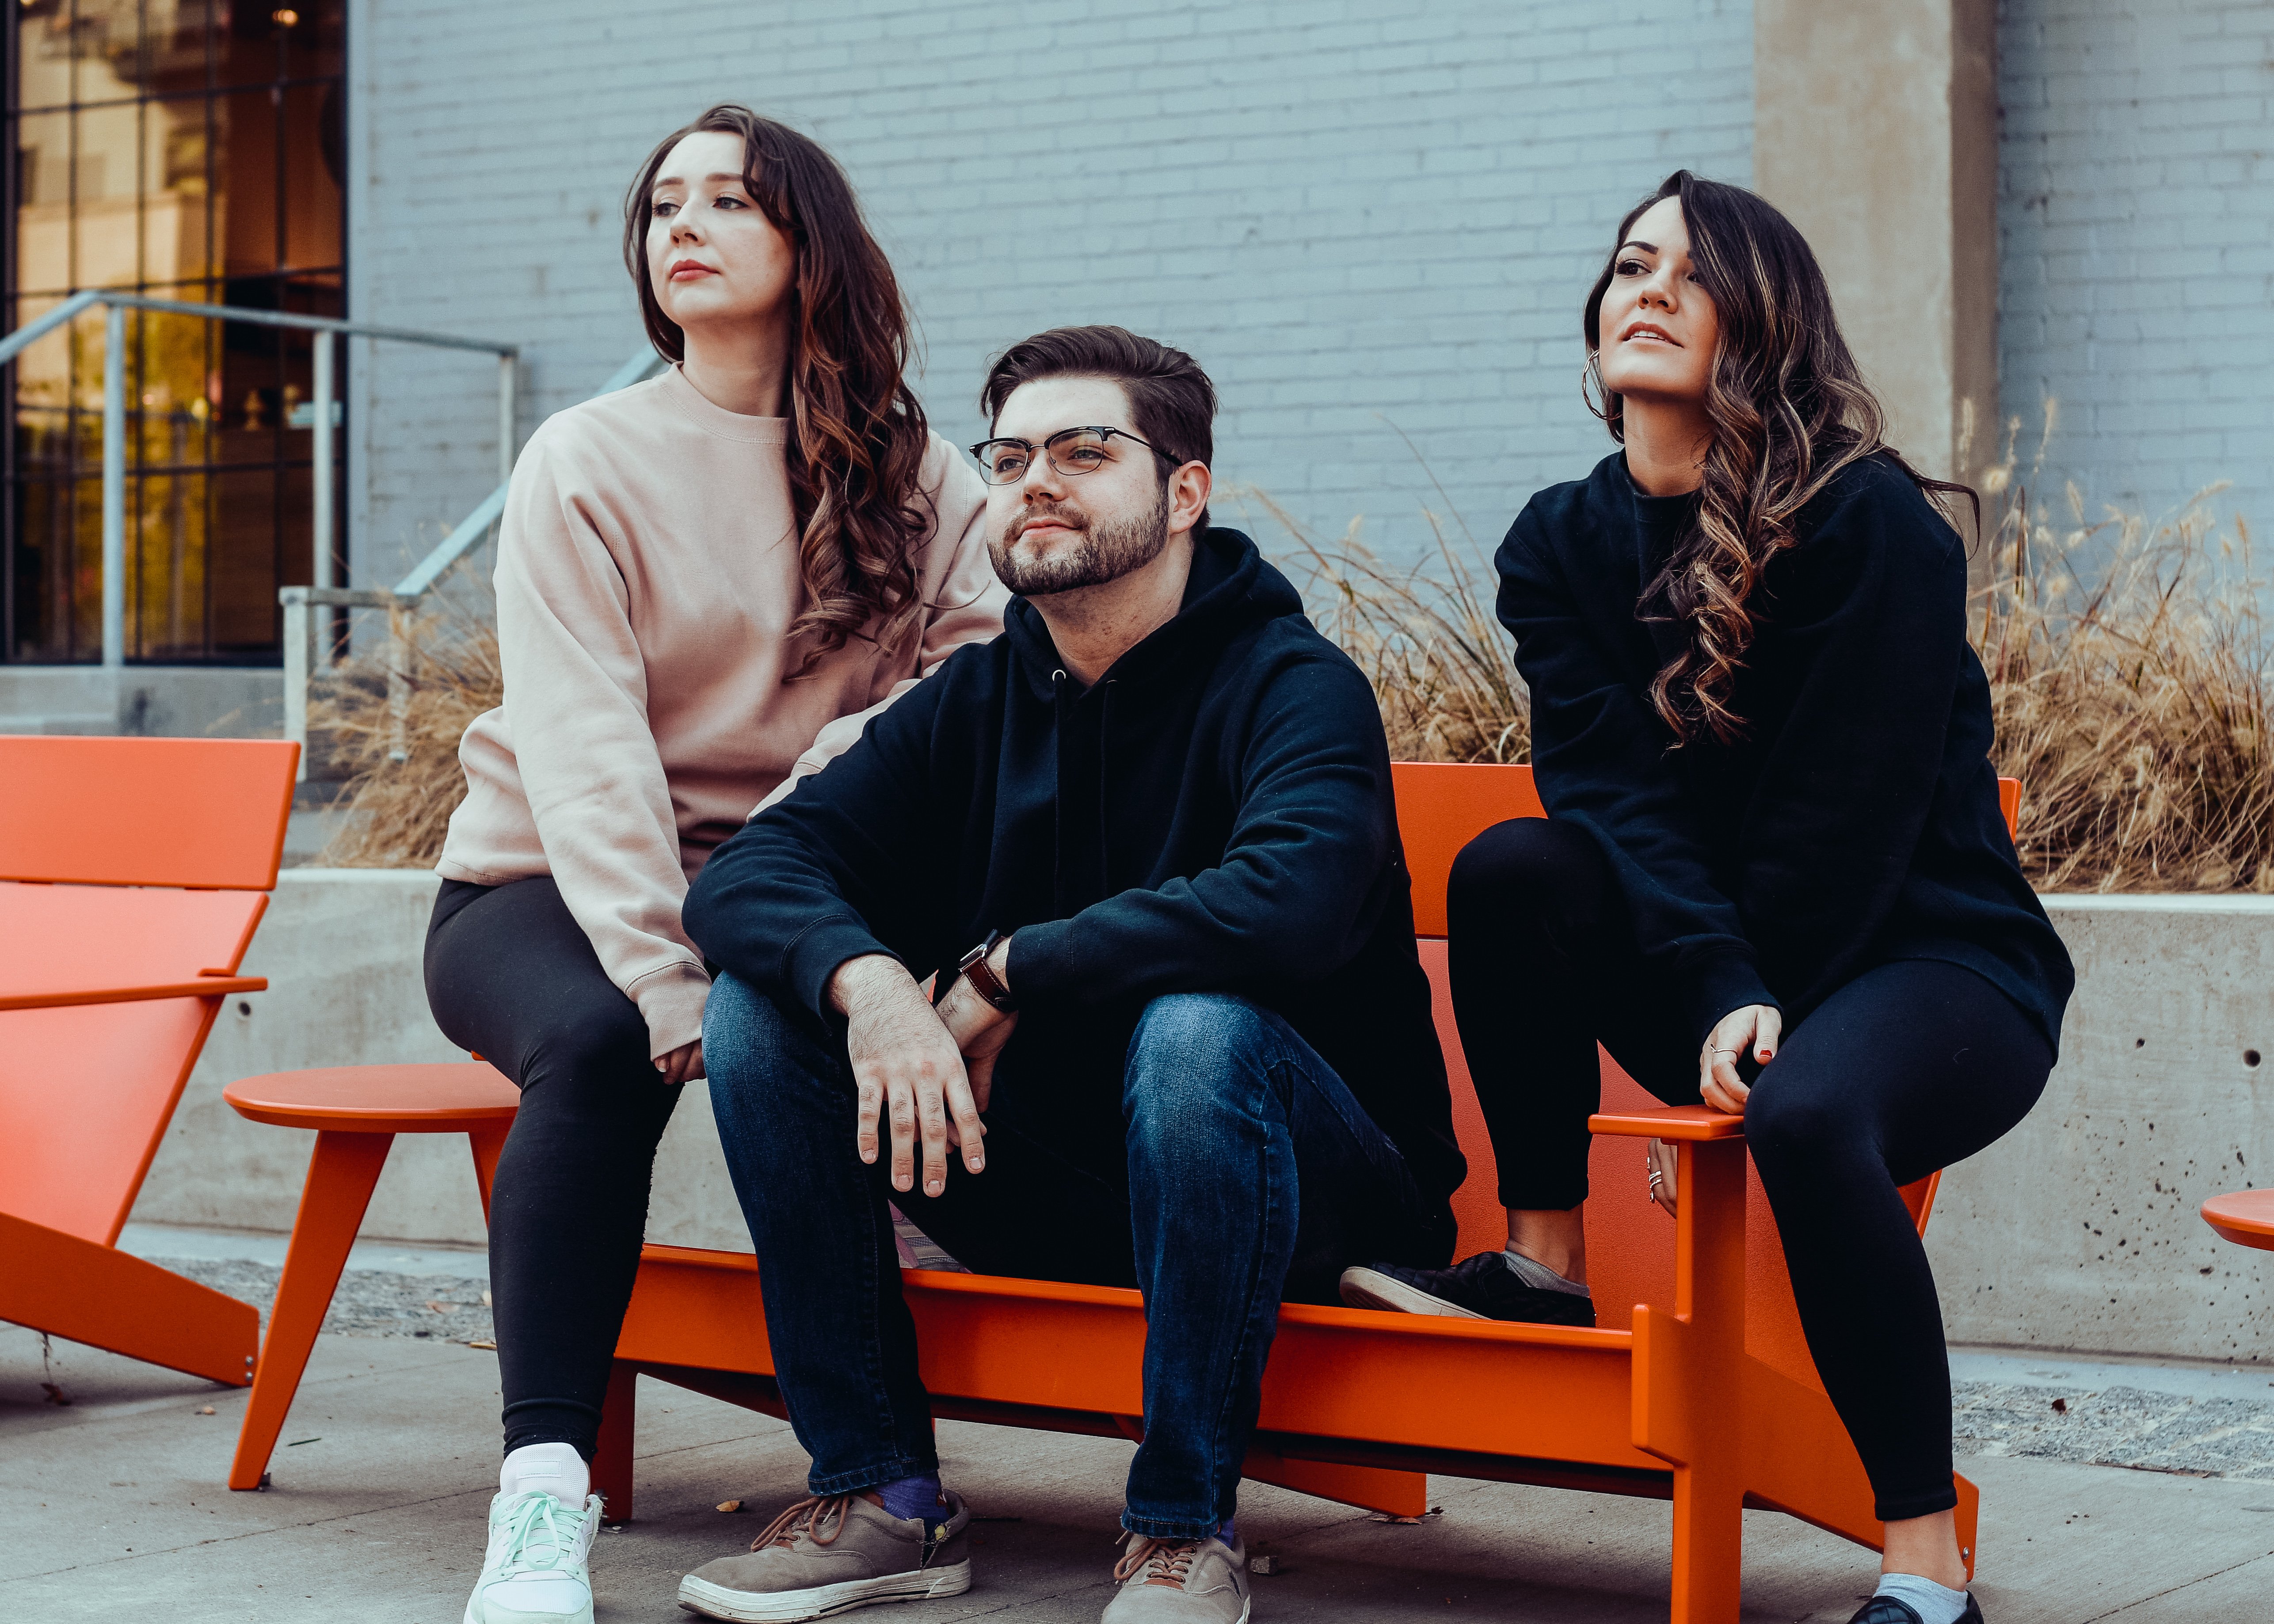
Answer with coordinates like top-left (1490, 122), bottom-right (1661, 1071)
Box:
top-left (425, 106), bottom-right (1006, 1623)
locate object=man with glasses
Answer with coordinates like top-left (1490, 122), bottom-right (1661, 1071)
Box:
top-left (677, 326), bottom-right (1463, 1624)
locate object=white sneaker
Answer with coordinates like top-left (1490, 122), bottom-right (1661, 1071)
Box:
top-left (464, 1488), bottom-right (601, 1624)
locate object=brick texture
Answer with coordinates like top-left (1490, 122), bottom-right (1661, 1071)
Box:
top-left (347, 0), bottom-right (1754, 586)
top-left (1999, 0), bottom-right (2274, 537)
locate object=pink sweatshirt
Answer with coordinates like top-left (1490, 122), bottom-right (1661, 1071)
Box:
top-left (437, 366), bottom-right (1007, 1057)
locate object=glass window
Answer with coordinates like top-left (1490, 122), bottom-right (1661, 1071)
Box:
top-left (5, 0), bottom-right (345, 664)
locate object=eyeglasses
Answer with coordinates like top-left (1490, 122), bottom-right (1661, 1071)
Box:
top-left (968, 426), bottom-right (1177, 487)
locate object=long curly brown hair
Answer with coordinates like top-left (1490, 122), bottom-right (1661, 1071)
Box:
top-left (1583, 171), bottom-right (1975, 745)
top-left (625, 106), bottom-right (934, 677)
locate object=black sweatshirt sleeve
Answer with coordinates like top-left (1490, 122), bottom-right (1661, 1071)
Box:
top-left (1007, 649), bottom-right (1396, 1007)
top-left (681, 671), bottom-right (952, 1019)
top-left (1497, 502), bottom-right (1773, 1043)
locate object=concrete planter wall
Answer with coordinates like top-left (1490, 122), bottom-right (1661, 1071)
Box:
top-left (1925, 895), bottom-right (2274, 1363)
top-left (135, 874), bottom-right (2274, 1363)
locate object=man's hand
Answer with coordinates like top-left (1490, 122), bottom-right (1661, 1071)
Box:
top-left (827, 955), bottom-right (986, 1195)
top-left (653, 1040), bottom-right (704, 1085)
top-left (1698, 1003), bottom-right (1782, 1115)
top-left (935, 934), bottom-right (1017, 1116)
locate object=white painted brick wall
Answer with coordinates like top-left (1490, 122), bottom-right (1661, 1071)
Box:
top-left (1999, 0), bottom-right (2274, 538)
top-left (347, 0), bottom-right (1753, 587)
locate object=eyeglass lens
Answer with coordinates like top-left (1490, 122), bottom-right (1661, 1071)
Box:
top-left (977, 428), bottom-right (1117, 485)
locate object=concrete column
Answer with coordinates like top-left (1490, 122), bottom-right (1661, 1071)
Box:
top-left (1752, 0), bottom-right (1999, 492)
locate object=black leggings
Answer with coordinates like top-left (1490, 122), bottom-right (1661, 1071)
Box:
top-left (424, 876), bottom-right (683, 1460)
top-left (1447, 818), bottom-right (2053, 1522)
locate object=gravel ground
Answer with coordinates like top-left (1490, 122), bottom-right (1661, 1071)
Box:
top-left (1954, 1379), bottom-right (2274, 1481)
top-left (168, 1258), bottom-right (495, 1346)
top-left (161, 1256), bottom-right (2274, 1483)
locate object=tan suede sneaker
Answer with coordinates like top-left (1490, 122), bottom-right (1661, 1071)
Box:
top-left (1101, 1531), bottom-right (1251, 1622)
top-left (676, 1491), bottom-right (971, 1622)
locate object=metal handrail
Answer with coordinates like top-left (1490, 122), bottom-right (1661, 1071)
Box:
top-left (279, 343), bottom-right (665, 780)
top-left (0, 288), bottom-right (519, 675)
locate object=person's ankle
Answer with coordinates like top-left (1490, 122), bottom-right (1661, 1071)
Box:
top-left (865, 1473), bottom-right (948, 1532)
top-left (1501, 1245), bottom-right (1589, 1294)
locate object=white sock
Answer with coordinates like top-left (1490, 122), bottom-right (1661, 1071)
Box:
top-left (1501, 1247), bottom-right (1590, 1297)
top-left (500, 1441), bottom-right (590, 1503)
top-left (1874, 1572), bottom-right (1969, 1624)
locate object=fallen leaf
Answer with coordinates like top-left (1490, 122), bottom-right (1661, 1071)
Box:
top-left (39, 1382), bottom-right (71, 1407)
top-left (716, 1499), bottom-right (743, 1514)
top-left (427, 1301), bottom-right (457, 1315)
top-left (2051, 1397), bottom-right (2069, 1414)
top-left (467, 1339), bottom-right (497, 1350)
top-left (197, 1406), bottom-right (216, 1416)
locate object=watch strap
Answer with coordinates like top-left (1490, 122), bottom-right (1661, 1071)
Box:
top-left (959, 930), bottom-right (1017, 1013)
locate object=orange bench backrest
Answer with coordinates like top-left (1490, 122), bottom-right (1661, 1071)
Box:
top-left (1390, 762), bottom-right (2019, 1388)
top-left (0, 735), bottom-right (297, 889)
top-left (0, 736), bottom-right (297, 1244)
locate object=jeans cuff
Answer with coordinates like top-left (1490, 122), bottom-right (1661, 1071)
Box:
top-left (808, 1456), bottom-right (940, 1497)
top-left (1121, 1508), bottom-right (1227, 1541)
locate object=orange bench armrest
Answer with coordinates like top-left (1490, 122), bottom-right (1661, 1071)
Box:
top-left (0, 974), bottom-right (267, 1012)
top-left (1586, 1104), bottom-right (1746, 1141)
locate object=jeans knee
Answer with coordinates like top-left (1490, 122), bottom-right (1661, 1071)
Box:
top-left (701, 974), bottom-right (804, 1090)
top-left (1124, 993), bottom-right (1275, 1122)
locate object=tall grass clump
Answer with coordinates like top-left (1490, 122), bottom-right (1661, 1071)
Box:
top-left (309, 595), bottom-right (499, 868)
top-left (1972, 412), bottom-right (2274, 891)
top-left (1234, 487), bottom-right (1528, 765)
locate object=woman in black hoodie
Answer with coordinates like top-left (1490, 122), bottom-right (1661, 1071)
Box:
top-left (1341, 173), bottom-right (2072, 1624)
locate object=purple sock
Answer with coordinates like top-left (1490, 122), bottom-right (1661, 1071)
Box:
top-left (1217, 1518), bottom-right (1237, 1548)
top-left (871, 1473), bottom-right (945, 1528)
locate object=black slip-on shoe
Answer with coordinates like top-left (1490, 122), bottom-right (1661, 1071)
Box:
top-left (1844, 1593), bottom-right (1984, 1624)
top-left (1339, 1251), bottom-right (1596, 1328)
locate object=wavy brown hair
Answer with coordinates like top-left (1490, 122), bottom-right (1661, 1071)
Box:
top-left (625, 106), bottom-right (933, 676)
top-left (1583, 170), bottom-right (1975, 745)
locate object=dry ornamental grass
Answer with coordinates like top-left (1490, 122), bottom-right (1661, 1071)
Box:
top-left (319, 426), bottom-right (2269, 894)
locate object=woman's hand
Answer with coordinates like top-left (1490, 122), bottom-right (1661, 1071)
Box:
top-left (1697, 1003), bottom-right (1781, 1114)
top-left (654, 1039), bottom-right (705, 1085)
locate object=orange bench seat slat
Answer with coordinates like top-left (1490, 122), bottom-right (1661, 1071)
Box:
top-left (617, 1246), bottom-right (1657, 1476)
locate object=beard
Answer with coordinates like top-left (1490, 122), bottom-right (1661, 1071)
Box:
top-left (989, 485), bottom-right (1170, 597)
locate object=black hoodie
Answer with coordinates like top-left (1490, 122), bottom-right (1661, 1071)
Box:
top-left (683, 526), bottom-right (1466, 1228)
top-left (1497, 452), bottom-right (2073, 1054)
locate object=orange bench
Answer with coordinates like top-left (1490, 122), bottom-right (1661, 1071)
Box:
top-left (595, 762), bottom-right (2015, 1622)
top-left (0, 734), bottom-right (297, 1388)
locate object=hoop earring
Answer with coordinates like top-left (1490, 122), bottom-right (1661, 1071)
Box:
top-left (1580, 354), bottom-right (1613, 423)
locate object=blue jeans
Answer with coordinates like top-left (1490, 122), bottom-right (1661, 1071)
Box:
top-left (705, 977), bottom-right (1442, 1539)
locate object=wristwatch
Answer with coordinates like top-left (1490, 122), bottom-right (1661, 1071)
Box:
top-left (955, 929), bottom-right (1017, 1014)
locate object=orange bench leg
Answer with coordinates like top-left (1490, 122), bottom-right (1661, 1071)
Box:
top-left (0, 1210), bottom-right (257, 1386)
top-left (594, 1359), bottom-right (639, 1522)
top-left (228, 1129), bottom-right (394, 1490)
top-left (1634, 1137), bottom-right (1749, 1624)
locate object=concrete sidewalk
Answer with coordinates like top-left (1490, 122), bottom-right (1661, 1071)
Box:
top-left (8, 1319), bottom-right (2274, 1624)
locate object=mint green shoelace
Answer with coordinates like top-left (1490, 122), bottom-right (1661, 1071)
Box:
top-left (498, 1492), bottom-right (585, 1578)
